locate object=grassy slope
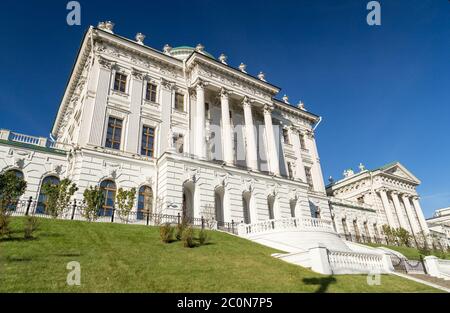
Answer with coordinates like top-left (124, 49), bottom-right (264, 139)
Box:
top-left (365, 243), bottom-right (450, 261)
top-left (0, 217), bottom-right (439, 293)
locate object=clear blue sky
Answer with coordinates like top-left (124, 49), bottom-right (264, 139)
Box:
top-left (0, 0), bottom-right (448, 217)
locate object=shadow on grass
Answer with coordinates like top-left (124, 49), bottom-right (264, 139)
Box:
top-left (0, 236), bottom-right (38, 243)
top-left (302, 276), bottom-right (337, 293)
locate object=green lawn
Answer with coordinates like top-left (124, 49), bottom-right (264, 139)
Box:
top-left (0, 217), bottom-right (440, 292)
top-left (364, 243), bottom-right (450, 261)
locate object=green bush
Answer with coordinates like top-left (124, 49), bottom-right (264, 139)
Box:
top-left (199, 229), bottom-right (209, 245)
top-left (182, 226), bottom-right (195, 248)
top-left (160, 223), bottom-right (174, 243)
top-left (0, 212), bottom-right (11, 238)
top-left (24, 215), bottom-right (39, 239)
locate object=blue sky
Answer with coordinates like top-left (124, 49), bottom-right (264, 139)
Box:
top-left (0, 0), bottom-right (448, 217)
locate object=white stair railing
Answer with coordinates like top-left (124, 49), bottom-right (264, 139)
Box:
top-left (238, 216), bottom-right (334, 236)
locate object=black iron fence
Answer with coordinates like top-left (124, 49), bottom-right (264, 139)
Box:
top-left (338, 232), bottom-right (387, 245)
top-left (3, 197), bottom-right (240, 235)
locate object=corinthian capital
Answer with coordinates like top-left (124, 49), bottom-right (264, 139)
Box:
top-left (98, 56), bottom-right (114, 70)
top-left (131, 68), bottom-right (145, 80)
top-left (263, 104), bottom-right (273, 115)
top-left (220, 87), bottom-right (229, 98)
top-left (196, 78), bottom-right (208, 89)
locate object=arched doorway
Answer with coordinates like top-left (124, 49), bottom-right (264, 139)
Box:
top-left (182, 181), bottom-right (195, 223)
top-left (100, 179), bottom-right (116, 216)
top-left (36, 175), bottom-right (60, 214)
top-left (267, 195), bottom-right (275, 220)
top-left (242, 191), bottom-right (252, 224)
top-left (138, 185), bottom-right (153, 220)
top-left (214, 186), bottom-right (225, 226)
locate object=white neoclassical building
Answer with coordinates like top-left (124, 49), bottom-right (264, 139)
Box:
top-left (0, 22), bottom-right (328, 226)
top-left (0, 22), bottom-right (436, 275)
top-left (427, 208), bottom-right (450, 249)
top-left (326, 162), bottom-right (430, 244)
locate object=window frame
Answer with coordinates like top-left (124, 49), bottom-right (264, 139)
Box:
top-left (145, 82), bottom-right (158, 103)
top-left (174, 92), bottom-right (185, 112)
top-left (105, 116), bottom-right (123, 150)
top-left (141, 125), bottom-right (156, 158)
top-left (113, 72), bottom-right (128, 93)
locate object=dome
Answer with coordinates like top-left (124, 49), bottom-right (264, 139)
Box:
top-left (169, 46), bottom-right (215, 60)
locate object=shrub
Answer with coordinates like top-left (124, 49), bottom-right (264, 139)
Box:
top-left (182, 226), bottom-right (195, 248)
top-left (41, 178), bottom-right (78, 218)
top-left (24, 215), bottom-right (39, 239)
top-left (0, 212), bottom-right (11, 238)
top-left (116, 187), bottom-right (136, 224)
top-left (0, 171), bottom-right (27, 238)
top-left (160, 223), bottom-right (174, 243)
top-left (199, 229), bottom-right (209, 245)
top-left (82, 186), bottom-right (104, 222)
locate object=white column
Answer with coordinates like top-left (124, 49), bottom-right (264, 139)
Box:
top-left (88, 57), bottom-right (113, 146)
top-left (159, 79), bottom-right (174, 154)
top-left (263, 105), bottom-right (280, 175)
top-left (125, 69), bottom-right (144, 153)
top-left (378, 188), bottom-right (397, 228)
top-left (243, 97), bottom-right (258, 170)
top-left (401, 193), bottom-right (421, 235)
top-left (195, 80), bottom-right (206, 159)
top-left (391, 191), bottom-right (409, 230)
top-left (290, 127), bottom-right (307, 181)
top-left (305, 131), bottom-right (326, 193)
top-left (411, 196), bottom-right (430, 235)
top-left (220, 88), bottom-right (234, 165)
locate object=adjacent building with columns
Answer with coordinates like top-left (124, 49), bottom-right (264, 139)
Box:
top-left (0, 22), bottom-right (329, 225)
top-left (326, 162), bottom-right (430, 244)
top-left (426, 208), bottom-right (450, 249)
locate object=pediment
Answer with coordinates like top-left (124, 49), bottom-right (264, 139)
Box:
top-left (381, 162), bottom-right (420, 184)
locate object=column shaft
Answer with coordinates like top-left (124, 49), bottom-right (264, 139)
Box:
top-left (412, 197), bottom-right (430, 235)
top-left (378, 189), bottom-right (397, 228)
top-left (195, 82), bottom-right (206, 158)
top-left (243, 98), bottom-right (258, 170)
top-left (290, 128), bottom-right (307, 181)
top-left (401, 194), bottom-right (421, 235)
top-left (391, 192), bottom-right (410, 230)
top-left (220, 88), bottom-right (234, 165)
top-left (263, 105), bottom-right (280, 175)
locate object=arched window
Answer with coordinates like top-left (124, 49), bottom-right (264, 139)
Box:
top-left (100, 180), bottom-right (116, 217)
top-left (137, 185), bottom-right (153, 220)
top-left (6, 169), bottom-right (24, 180)
top-left (36, 176), bottom-right (60, 214)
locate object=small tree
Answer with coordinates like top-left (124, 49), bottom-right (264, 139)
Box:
top-left (0, 171), bottom-right (27, 210)
top-left (382, 224), bottom-right (396, 245)
top-left (116, 187), bottom-right (136, 224)
top-left (24, 215), bottom-right (39, 240)
top-left (0, 171), bottom-right (27, 237)
top-left (395, 227), bottom-right (411, 247)
top-left (82, 186), bottom-right (104, 222)
top-left (41, 178), bottom-right (78, 218)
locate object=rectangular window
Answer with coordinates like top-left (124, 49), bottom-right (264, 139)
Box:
top-left (141, 126), bottom-right (155, 157)
top-left (113, 73), bottom-right (127, 93)
top-left (105, 117), bottom-right (123, 150)
top-left (305, 166), bottom-right (314, 190)
top-left (174, 93), bottom-right (184, 111)
top-left (299, 134), bottom-right (306, 150)
top-left (145, 83), bottom-right (157, 102)
top-left (282, 129), bottom-right (290, 144)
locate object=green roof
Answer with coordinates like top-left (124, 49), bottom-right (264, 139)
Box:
top-left (171, 46), bottom-right (215, 59)
top-left (370, 161), bottom-right (399, 172)
top-left (0, 139), bottom-right (67, 156)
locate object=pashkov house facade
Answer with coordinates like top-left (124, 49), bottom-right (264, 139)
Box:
top-left (0, 22), bottom-right (436, 271)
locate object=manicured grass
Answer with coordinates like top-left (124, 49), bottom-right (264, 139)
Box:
top-left (365, 243), bottom-right (450, 261)
top-left (0, 217), bottom-right (440, 292)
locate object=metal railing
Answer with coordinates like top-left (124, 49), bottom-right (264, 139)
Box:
top-left (3, 197), bottom-right (240, 235)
